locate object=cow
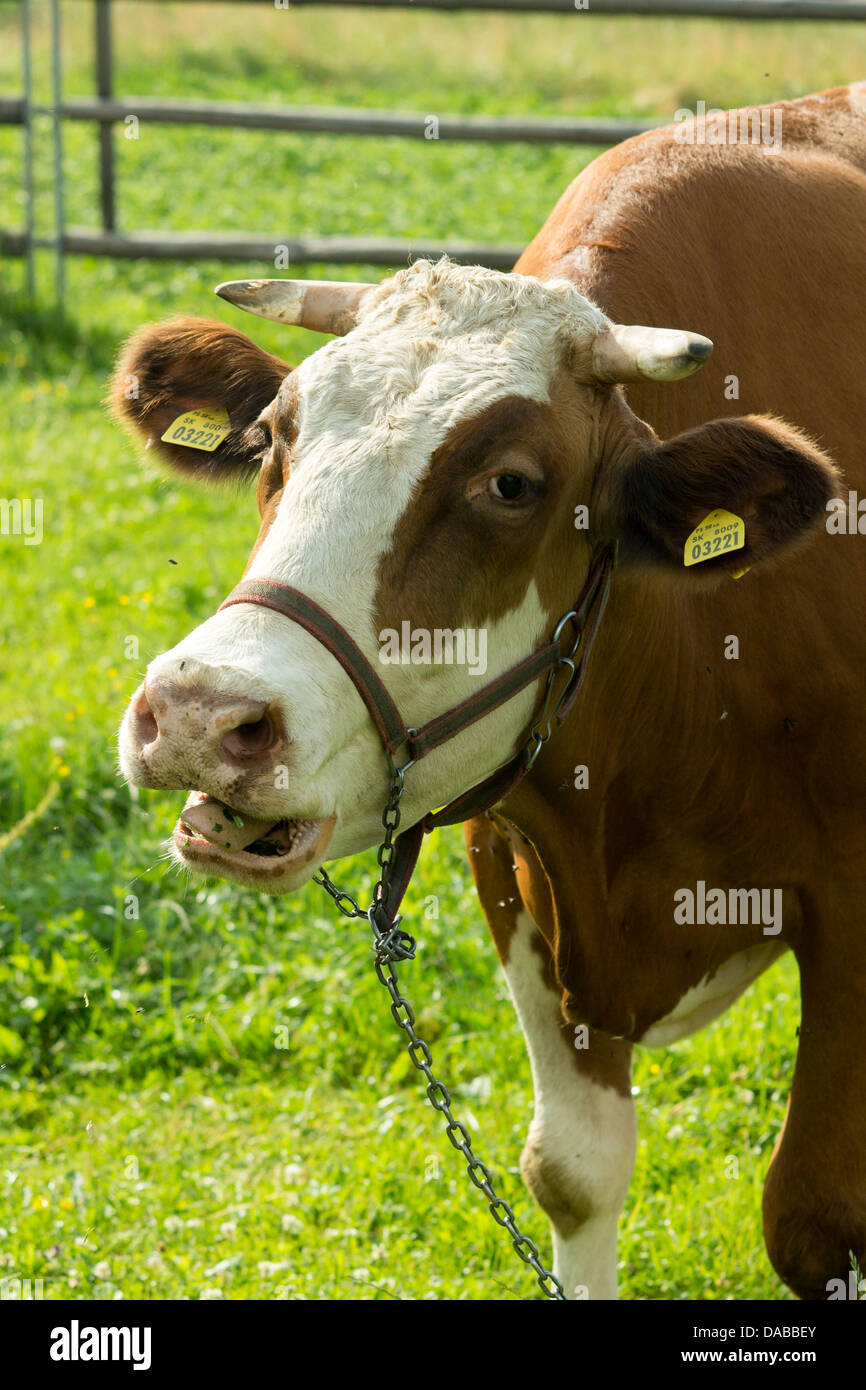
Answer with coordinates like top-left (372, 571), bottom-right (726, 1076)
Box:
top-left (113, 84), bottom-right (866, 1301)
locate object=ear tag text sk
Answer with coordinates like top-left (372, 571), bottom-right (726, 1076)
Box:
top-left (161, 406), bottom-right (230, 452)
top-left (684, 509), bottom-right (745, 567)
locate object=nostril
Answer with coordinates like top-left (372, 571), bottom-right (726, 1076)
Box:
top-left (224, 716), bottom-right (271, 755)
top-left (221, 709), bottom-right (285, 763)
top-left (132, 688), bottom-right (159, 746)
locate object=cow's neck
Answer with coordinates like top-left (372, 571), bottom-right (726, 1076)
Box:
top-left (493, 571), bottom-right (745, 1034)
top-left (550, 564), bottom-right (703, 800)
top-left (500, 571), bottom-right (713, 891)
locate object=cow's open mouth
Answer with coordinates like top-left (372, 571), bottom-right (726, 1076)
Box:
top-left (173, 790), bottom-right (336, 886)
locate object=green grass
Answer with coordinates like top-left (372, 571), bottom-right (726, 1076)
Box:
top-left (0, 1), bottom-right (859, 1300)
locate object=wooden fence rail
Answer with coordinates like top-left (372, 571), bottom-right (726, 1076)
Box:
top-left (1, 0), bottom-right (863, 303)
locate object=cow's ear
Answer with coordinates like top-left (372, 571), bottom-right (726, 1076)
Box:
top-left (610, 414), bottom-right (839, 579)
top-left (110, 317), bottom-right (289, 483)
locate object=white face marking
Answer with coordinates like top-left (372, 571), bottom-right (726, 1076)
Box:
top-left (120, 262), bottom-right (607, 859)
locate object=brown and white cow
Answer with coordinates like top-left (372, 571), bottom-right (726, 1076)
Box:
top-left (114, 85), bottom-right (866, 1300)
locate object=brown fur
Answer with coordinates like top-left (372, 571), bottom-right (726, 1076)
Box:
top-left (489, 84), bottom-right (866, 1299)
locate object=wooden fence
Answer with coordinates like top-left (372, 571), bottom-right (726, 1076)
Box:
top-left (1, 0), bottom-right (863, 302)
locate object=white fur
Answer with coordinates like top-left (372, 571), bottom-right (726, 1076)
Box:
top-left (501, 912), bottom-right (637, 1300)
top-left (498, 922), bottom-right (788, 1299)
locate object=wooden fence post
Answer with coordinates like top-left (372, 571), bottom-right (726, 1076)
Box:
top-left (95, 0), bottom-right (115, 233)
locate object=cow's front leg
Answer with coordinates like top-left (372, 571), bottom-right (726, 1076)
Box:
top-left (504, 911), bottom-right (636, 1299)
top-left (466, 815), bottom-right (636, 1300)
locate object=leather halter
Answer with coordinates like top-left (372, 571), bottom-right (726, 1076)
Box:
top-left (218, 541), bottom-right (616, 923)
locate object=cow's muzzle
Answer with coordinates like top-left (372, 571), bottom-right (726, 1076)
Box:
top-left (126, 676), bottom-right (288, 788)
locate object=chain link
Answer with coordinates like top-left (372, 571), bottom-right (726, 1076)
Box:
top-left (312, 763), bottom-right (566, 1302)
top-left (372, 943), bottom-right (566, 1300)
top-left (312, 762), bottom-right (406, 922)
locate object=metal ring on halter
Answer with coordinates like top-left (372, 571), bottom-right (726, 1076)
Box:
top-left (387, 727), bottom-right (418, 781)
top-left (552, 608), bottom-right (584, 661)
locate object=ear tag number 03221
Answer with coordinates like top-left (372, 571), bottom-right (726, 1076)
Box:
top-left (161, 407), bottom-right (231, 453)
top-left (684, 509), bottom-right (746, 570)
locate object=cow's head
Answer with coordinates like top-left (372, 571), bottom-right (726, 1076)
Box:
top-left (114, 260), bottom-right (837, 892)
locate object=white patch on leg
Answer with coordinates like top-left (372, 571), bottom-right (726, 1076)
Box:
top-left (501, 912), bottom-right (636, 1300)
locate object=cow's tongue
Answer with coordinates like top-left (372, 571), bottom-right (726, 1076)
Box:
top-left (179, 791), bottom-right (282, 854)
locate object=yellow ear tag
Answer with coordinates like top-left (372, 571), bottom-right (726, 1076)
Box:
top-left (161, 406), bottom-right (230, 452)
top-left (683, 509), bottom-right (745, 567)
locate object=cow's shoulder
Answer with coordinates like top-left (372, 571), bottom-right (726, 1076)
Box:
top-left (516, 83), bottom-right (866, 293)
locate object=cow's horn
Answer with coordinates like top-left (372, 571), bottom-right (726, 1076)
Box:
top-left (214, 279), bottom-right (376, 335)
top-left (591, 323), bottom-right (713, 383)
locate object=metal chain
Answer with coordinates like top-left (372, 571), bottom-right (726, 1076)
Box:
top-left (305, 559), bottom-right (612, 1299)
top-left (371, 941), bottom-right (566, 1300)
top-left (312, 765), bottom-right (566, 1302)
top-left (314, 762), bottom-right (417, 962)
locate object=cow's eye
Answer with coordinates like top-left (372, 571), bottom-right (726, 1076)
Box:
top-left (488, 472), bottom-right (529, 502)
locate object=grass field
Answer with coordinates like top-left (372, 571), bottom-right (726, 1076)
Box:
top-left (0, 2), bottom-right (862, 1301)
